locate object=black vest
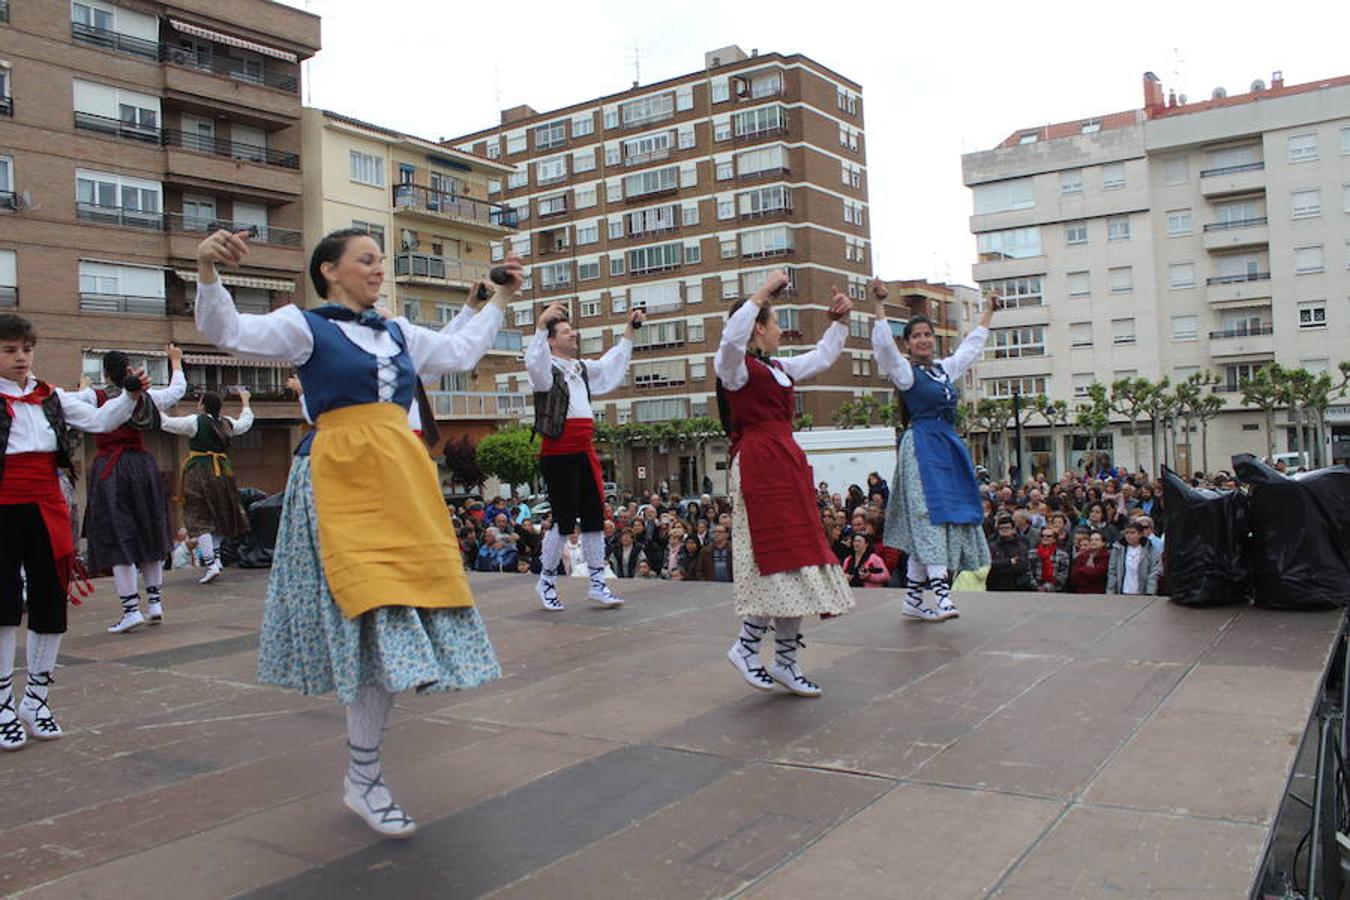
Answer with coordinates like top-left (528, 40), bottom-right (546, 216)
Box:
top-left (0, 387), bottom-right (74, 482)
top-left (533, 362), bottom-right (591, 439)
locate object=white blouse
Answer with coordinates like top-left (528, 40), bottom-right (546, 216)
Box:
top-left (68, 369), bottom-right (188, 413)
top-left (161, 408), bottom-right (254, 438)
top-left (871, 321), bottom-right (989, 391)
top-left (524, 329), bottom-right (633, 419)
top-left (193, 279), bottom-right (503, 377)
top-left (715, 299), bottom-right (847, 391)
top-left (1, 375), bottom-right (136, 454)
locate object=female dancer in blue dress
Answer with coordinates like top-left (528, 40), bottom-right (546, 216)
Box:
top-left (192, 227), bottom-right (521, 837)
top-left (871, 281), bottom-right (1000, 621)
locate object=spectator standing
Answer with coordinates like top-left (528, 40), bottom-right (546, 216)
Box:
top-left (1070, 532), bottom-right (1110, 594)
top-left (986, 515), bottom-right (1035, 592)
top-left (842, 535), bottom-right (890, 588)
top-left (1106, 522), bottom-right (1162, 595)
top-left (1032, 526), bottom-right (1069, 592)
top-left (694, 523), bottom-right (735, 583)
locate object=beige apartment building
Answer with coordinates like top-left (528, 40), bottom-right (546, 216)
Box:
top-left (963, 70), bottom-right (1350, 476)
top-left (299, 108), bottom-right (526, 451)
top-left (447, 45), bottom-right (872, 495)
top-left (0, 0), bottom-right (319, 496)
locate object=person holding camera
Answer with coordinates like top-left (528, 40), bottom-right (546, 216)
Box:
top-left (717, 271), bottom-right (855, 699)
top-left (70, 344), bottom-right (187, 633)
top-left (0, 314), bottom-right (150, 750)
top-left (872, 281), bottom-right (999, 622)
top-left (159, 386), bottom-right (253, 585)
top-left (527, 301), bottom-right (644, 612)
top-left (842, 534), bottom-right (890, 588)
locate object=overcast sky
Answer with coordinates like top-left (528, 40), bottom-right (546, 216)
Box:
top-left (284, 0), bottom-right (1346, 287)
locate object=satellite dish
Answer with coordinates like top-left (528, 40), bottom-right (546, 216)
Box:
top-left (1211, 87), bottom-right (1228, 99)
top-left (1251, 79), bottom-right (1266, 92)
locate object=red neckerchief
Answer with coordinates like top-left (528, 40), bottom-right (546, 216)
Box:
top-left (0, 377), bottom-right (52, 417)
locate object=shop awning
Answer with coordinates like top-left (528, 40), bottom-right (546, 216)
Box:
top-left (84, 348), bottom-right (287, 369)
top-left (168, 19), bottom-right (298, 63)
top-left (175, 270), bottom-right (296, 292)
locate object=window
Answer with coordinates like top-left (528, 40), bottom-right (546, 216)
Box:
top-left (533, 120), bottom-right (565, 151)
top-left (486, 141), bottom-right (501, 159)
top-left (1344, 183), bottom-right (1350, 214)
top-left (578, 260), bottom-right (600, 281)
top-left (1171, 314), bottom-right (1198, 341)
top-left (506, 168), bottom-right (528, 189)
top-left (1166, 209), bottom-right (1192, 236)
top-left (1292, 189), bottom-right (1321, 219)
top-left (505, 132), bottom-right (527, 154)
top-left (1102, 162), bottom-right (1125, 189)
top-left (576, 222), bottom-right (599, 244)
top-left (1221, 363), bottom-right (1263, 392)
top-left (1174, 366), bottom-right (1201, 384)
top-left (972, 178), bottom-right (1035, 214)
top-left (1060, 169), bottom-right (1083, 194)
top-left (1072, 373), bottom-right (1095, 398)
top-left (349, 150), bottom-right (385, 187)
top-left (738, 185), bottom-right (789, 217)
top-left (610, 292), bottom-right (627, 313)
top-left (538, 261), bottom-right (572, 289)
top-left (686, 281), bottom-right (702, 304)
top-left (1298, 301), bottom-right (1326, 329)
top-left (571, 114), bottom-right (594, 138)
top-left (77, 260), bottom-right (164, 313)
top-left (75, 169), bottom-right (161, 223)
top-left (714, 118), bottom-right (732, 142)
top-left (678, 125), bottom-right (695, 149)
top-left (621, 92), bottom-right (674, 127)
top-left (741, 226), bottom-right (791, 258)
top-left (572, 149), bottom-right (596, 173)
top-left (848, 312), bottom-right (869, 339)
top-left (631, 360), bottom-right (687, 390)
top-left (1106, 215), bottom-right (1130, 241)
top-left (609, 256), bottom-right (625, 276)
top-left (679, 163), bottom-right (697, 188)
top-left (607, 217), bottom-right (623, 239)
top-left (1206, 144), bottom-right (1261, 172)
top-left (1070, 322), bottom-right (1092, 348)
top-left (1343, 126), bottom-right (1350, 154)
top-left (1066, 270), bottom-right (1090, 297)
top-left (1294, 245), bottom-right (1324, 274)
top-left (721, 277), bottom-right (738, 299)
top-left (605, 144), bottom-right (621, 166)
top-left (490, 242), bottom-right (504, 262)
top-left (736, 145), bottom-right (787, 176)
top-left (579, 298), bottom-right (601, 317)
top-left (1164, 157), bottom-right (1188, 184)
top-left (487, 179), bottom-right (501, 195)
top-left (513, 306), bottom-right (532, 326)
top-left (536, 156), bottom-right (567, 184)
top-left (1018, 133), bottom-right (1038, 145)
top-left (982, 276), bottom-right (1043, 308)
top-left (633, 397), bottom-right (689, 422)
top-left (711, 78), bottom-right (730, 103)
top-left (983, 376), bottom-right (1048, 399)
top-left (717, 197), bottom-right (735, 220)
top-left (1287, 133), bottom-right (1319, 163)
top-left (976, 227), bottom-right (1041, 261)
top-left (689, 358), bottom-right (706, 380)
top-left (630, 282), bottom-right (681, 314)
top-left (579, 334), bottom-right (603, 355)
top-left (537, 193), bottom-right (568, 216)
top-left (627, 242), bottom-right (682, 275)
top-left (603, 107), bottom-right (619, 129)
top-left (575, 186), bottom-right (597, 208)
top-left (682, 202), bottom-right (700, 226)
top-left (989, 326), bottom-right (1045, 358)
top-left (1111, 318), bottom-right (1136, 345)
top-left (1109, 266), bottom-right (1132, 293)
top-left (622, 165), bottom-right (678, 198)
top-left (1080, 120), bottom-right (1101, 134)
top-left (775, 308), bottom-right (799, 333)
top-left (716, 161), bottom-right (733, 181)
top-left (633, 320), bottom-right (686, 350)
top-left (1169, 262), bottom-right (1195, 289)
top-left (623, 131), bottom-right (672, 164)
top-left (733, 105), bottom-right (785, 137)
top-left (1064, 221), bottom-right (1087, 245)
top-left (676, 85), bottom-right (693, 111)
top-left (684, 242), bottom-right (701, 265)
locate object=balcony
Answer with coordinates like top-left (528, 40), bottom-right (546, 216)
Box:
top-left (0, 287), bottom-right (16, 309)
top-left (393, 252), bottom-right (485, 287)
top-left (76, 202), bottom-right (163, 230)
top-left (491, 330), bottom-right (524, 352)
top-left (163, 126), bottom-right (299, 169)
top-left (1198, 161), bottom-right (1265, 198)
top-left (624, 148), bottom-right (673, 167)
top-left (735, 166), bottom-right (790, 183)
top-left (392, 184), bottom-right (517, 232)
top-left (79, 293), bottom-right (166, 315)
top-left (732, 123), bottom-right (790, 144)
top-left (1209, 323), bottom-right (1274, 358)
top-left (428, 391), bottom-right (529, 421)
top-left (1202, 217), bottom-right (1268, 251)
top-left (72, 22), bottom-right (160, 61)
top-left (163, 45), bottom-right (298, 93)
top-left (73, 111), bottom-right (162, 144)
top-left (741, 245), bottom-right (793, 261)
top-left (623, 186), bottom-right (679, 205)
top-left (740, 203), bottom-right (792, 221)
top-left (164, 212), bottom-right (302, 246)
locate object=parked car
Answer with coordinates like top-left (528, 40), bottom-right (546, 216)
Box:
top-left (603, 482), bottom-right (619, 503)
top-left (443, 491), bottom-right (483, 510)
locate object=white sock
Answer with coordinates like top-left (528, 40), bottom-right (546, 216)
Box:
top-left (580, 531), bottom-right (605, 569)
top-left (112, 564), bottom-right (139, 596)
top-left (345, 684), bottom-right (393, 782)
top-left (925, 564), bottom-right (949, 584)
top-left (906, 556), bottom-right (927, 584)
top-left (539, 525), bottom-right (564, 578)
top-left (773, 617), bottom-right (804, 668)
top-left (25, 631), bottom-right (61, 704)
top-left (142, 560), bottom-right (164, 590)
top-left (0, 626), bottom-right (15, 685)
top-left (197, 533), bottom-right (215, 565)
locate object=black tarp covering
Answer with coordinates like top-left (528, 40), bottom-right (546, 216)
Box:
top-left (235, 491), bottom-right (282, 569)
top-left (1161, 465), bottom-right (1253, 607)
top-left (1233, 454), bottom-right (1350, 610)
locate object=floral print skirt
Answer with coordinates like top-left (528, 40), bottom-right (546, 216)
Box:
top-left (883, 430), bottom-right (991, 574)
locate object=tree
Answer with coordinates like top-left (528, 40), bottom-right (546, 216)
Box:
top-left (1110, 377), bottom-right (1155, 472)
top-left (974, 397), bottom-right (1011, 474)
top-left (832, 395), bottom-right (884, 428)
top-left (1039, 398), bottom-right (1071, 475)
top-left (1194, 393), bottom-right (1226, 474)
top-left (1239, 364), bottom-right (1283, 461)
top-left (1074, 383), bottom-right (1111, 473)
top-left (442, 434), bottom-right (486, 491)
top-left (475, 425), bottom-right (540, 491)
top-left (792, 413), bottom-right (814, 431)
top-left (1137, 376), bottom-right (1174, 470)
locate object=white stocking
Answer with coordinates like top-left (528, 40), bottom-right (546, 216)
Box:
top-left (0, 626), bottom-right (15, 682)
top-left (141, 560), bottom-right (164, 589)
top-left (539, 525), bottom-right (564, 578)
top-left (196, 533), bottom-right (215, 565)
top-left (925, 564), bottom-right (949, 584)
top-left (112, 564), bottom-right (139, 596)
top-left (345, 684), bottom-right (393, 781)
top-left (906, 556), bottom-right (927, 584)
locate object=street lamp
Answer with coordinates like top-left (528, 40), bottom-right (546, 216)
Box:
top-left (1012, 389), bottom-right (1025, 484)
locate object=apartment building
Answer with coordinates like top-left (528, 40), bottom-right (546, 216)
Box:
top-left (299, 108), bottom-right (526, 449)
top-left (963, 70), bottom-right (1350, 475)
top-left (0, 0), bottom-right (320, 494)
top-left (448, 45), bottom-right (872, 494)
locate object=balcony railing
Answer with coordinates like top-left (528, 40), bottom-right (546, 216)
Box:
top-left (1199, 161), bottom-right (1264, 178)
top-left (736, 166), bottom-right (790, 182)
top-left (0, 287), bottom-right (16, 309)
top-left (1209, 324), bottom-right (1274, 339)
top-left (741, 245), bottom-right (793, 261)
top-left (624, 147), bottom-right (673, 167)
top-left (393, 252), bottom-right (485, 284)
top-left (79, 293), bottom-right (166, 315)
top-left (76, 202), bottom-right (163, 230)
top-left (1203, 216), bottom-right (1268, 232)
top-left (428, 391), bottom-right (529, 419)
top-left (72, 22), bottom-right (160, 61)
top-left (621, 110), bottom-right (674, 130)
top-left (73, 110), bottom-right (161, 143)
top-left (1206, 271), bottom-right (1271, 285)
top-left (392, 184), bottom-right (518, 229)
top-left (733, 123), bottom-right (790, 143)
top-left (163, 45), bottom-right (299, 93)
top-left (162, 127), bottom-right (299, 168)
top-left (740, 204), bottom-right (792, 220)
top-left (164, 212), bottom-right (302, 246)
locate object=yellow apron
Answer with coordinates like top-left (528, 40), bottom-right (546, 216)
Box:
top-left (310, 403), bottom-right (471, 619)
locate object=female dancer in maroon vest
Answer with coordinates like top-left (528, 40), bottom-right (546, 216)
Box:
top-left (715, 271), bottom-right (855, 697)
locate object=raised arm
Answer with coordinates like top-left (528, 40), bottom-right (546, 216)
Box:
top-left (583, 309), bottom-right (644, 396)
top-left (714, 294), bottom-right (760, 392)
top-left (149, 345), bottom-right (187, 411)
top-left (159, 412), bottom-right (200, 437)
top-left (939, 293), bottom-right (999, 380)
top-left (195, 230), bottom-right (314, 365)
top-left (525, 302), bottom-right (568, 392)
top-left (776, 286), bottom-right (851, 382)
top-left (400, 304), bottom-right (504, 376)
top-left (869, 279), bottom-right (914, 390)
top-left (57, 386), bottom-right (135, 433)
top-left (225, 389), bottom-right (254, 436)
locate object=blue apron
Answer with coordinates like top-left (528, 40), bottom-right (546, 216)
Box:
top-left (904, 363), bottom-right (983, 525)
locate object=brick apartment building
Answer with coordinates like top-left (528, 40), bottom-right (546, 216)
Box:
top-left (448, 45), bottom-right (872, 494)
top-left (0, 0), bottom-right (320, 497)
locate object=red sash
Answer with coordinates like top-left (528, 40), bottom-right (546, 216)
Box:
top-left (0, 452), bottom-right (87, 604)
top-left (93, 390), bottom-right (148, 480)
top-left (541, 418), bottom-right (604, 500)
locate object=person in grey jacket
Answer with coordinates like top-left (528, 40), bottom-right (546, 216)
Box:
top-left (1106, 521), bottom-right (1162, 595)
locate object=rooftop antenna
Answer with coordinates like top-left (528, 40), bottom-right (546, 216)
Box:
top-left (1170, 46), bottom-right (1187, 96)
top-left (630, 40), bottom-right (641, 86)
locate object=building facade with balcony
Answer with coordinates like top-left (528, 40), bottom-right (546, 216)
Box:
top-left (300, 109), bottom-right (528, 454)
top-left (447, 45), bottom-right (871, 495)
top-left (0, 0), bottom-right (320, 497)
top-left (962, 70), bottom-right (1350, 475)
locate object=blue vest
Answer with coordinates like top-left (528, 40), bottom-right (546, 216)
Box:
top-left (904, 364), bottom-right (983, 525)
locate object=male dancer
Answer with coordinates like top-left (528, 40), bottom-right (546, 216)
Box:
top-left (0, 314), bottom-right (147, 749)
top-left (528, 302), bottom-right (644, 610)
